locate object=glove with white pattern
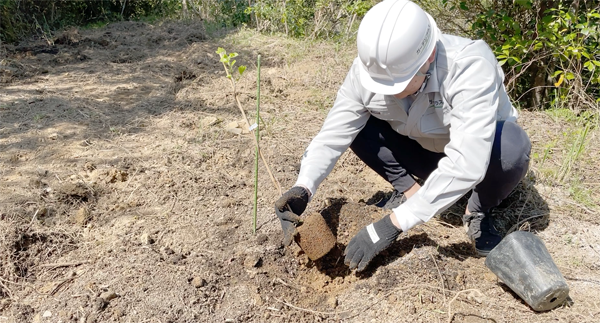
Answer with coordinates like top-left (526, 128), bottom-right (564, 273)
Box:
top-left (344, 214), bottom-right (402, 271)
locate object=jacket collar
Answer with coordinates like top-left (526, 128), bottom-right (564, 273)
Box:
top-left (421, 45), bottom-right (441, 94)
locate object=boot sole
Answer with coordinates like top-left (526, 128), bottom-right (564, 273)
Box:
top-left (475, 247), bottom-right (492, 257)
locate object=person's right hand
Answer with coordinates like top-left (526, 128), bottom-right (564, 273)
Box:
top-left (344, 214), bottom-right (401, 271)
top-left (274, 186), bottom-right (309, 246)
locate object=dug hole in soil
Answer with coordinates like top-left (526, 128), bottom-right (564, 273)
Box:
top-left (1, 21), bottom-right (600, 323)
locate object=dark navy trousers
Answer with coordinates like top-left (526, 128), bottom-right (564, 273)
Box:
top-left (349, 116), bottom-right (531, 213)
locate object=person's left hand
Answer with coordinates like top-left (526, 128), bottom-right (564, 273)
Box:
top-left (274, 186), bottom-right (310, 246)
top-left (344, 214), bottom-right (402, 271)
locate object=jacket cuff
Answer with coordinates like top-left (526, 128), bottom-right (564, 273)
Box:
top-left (393, 190), bottom-right (440, 231)
top-left (392, 206), bottom-right (424, 232)
top-left (294, 177), bottom-right (317, 202)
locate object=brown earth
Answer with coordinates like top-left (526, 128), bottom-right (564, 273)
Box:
top-left (295, 212), bottom-right (336, 261)
top-left (1, 21), bottom-right (600, 323)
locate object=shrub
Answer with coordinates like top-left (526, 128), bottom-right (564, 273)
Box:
top-left (0, 0), bottom-right (181, 43)
top-left (418, 0), bottom-right (600, 111)
top-left (245, 0), bottom-right (375, 38)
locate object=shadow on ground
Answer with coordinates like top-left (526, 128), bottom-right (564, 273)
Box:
top-left (310, 169), bottom-right (550, 279)
top-left (0, 20), bottom-right (280, 162)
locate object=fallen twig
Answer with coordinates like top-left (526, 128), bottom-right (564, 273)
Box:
top-left (447, 289), bottom-right (483, 323)
top-left (584, 236), bottom-right (600, 259)
top-left (434, 220), bottom-right (458, 229)
top-left (49, 277), bottom-right (76, 296)
top-left (506, 213), bottom-right (548, 235)
top-left (275, 283), bottom-right (466, 320)
top-left (274, 277), bottom-right (301, 291)
top-left (160, 195), bottom-right (178, 218)
top-left (564, 276), bottom-right (600, 286)
top-left (40, 261), bottom-right (89, 269)
top-left (430, 251), bottom-right (447, 304)
top-left (275, 297), bottom-right (349, 316)
top-left (28, 209), bottom-right (39, 228)
top-left (0, 279), bottom-right (14, 299)
top-left (563, 199), bottom-right (597, 215)
top-left (0, 276), bottom-right (26, 287)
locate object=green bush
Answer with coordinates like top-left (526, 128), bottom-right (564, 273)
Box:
top-left (0, 0), bottom-right (181, 43)
top-left (1, 0), bottom-right (372, 42)
top-left (419, 0), bottom-right (600, 111)
top-left (185, 0), bottom-right (374, 38)
top-left (245, 0), bottom-right (375, 38)
top-left (180, 0), bottom-right (250, 29)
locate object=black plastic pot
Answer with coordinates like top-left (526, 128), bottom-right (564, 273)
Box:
top-left (485, 231), bottom-right (569, 311)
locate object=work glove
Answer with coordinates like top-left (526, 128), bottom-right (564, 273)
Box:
top-left (274, 186), bottom-right (310, 246)
top-left (344, 214), bottom-right (402, 272)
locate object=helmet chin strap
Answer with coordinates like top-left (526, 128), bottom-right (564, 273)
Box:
top-left (413, 72), bottom-right (431, 95)
top-left (412, 58), bottom-right (433, 94)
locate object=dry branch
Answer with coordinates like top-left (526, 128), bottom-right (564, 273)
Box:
top-left (447, 289), bottom-right (484, 323)
top-left (430, 251), bottom-right (447, 304)
top-left (273, 282), bottom-right (478, 320)
top-left (506, 213), bottom-right (549, 235)
top-left (0, 280), bottom-right (14, 300)
top-left (276, 297), bottom-right (347, 316)
top-left (39, 261), bottom-right (90, 269)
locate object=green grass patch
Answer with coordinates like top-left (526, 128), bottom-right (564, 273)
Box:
top-left (81, 20), bottom-right (111, 30)
top-left (567, 179), bottom-right (596, 210)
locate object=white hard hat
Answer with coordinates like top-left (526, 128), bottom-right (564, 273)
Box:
top-left (357, 0), bottom-right (439, 94)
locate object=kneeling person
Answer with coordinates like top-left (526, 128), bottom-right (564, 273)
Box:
top-left (274, 0), bottom-right (531, 271)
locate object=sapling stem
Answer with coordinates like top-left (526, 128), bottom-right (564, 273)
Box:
top-left (216, 48), bottom-right (282, 234)
top-left (253, 55), bottom-right (261, 234)
top-left (232, 83), bottom-right (277, 190)
top-left (231, 92), bottom-right (281, 194)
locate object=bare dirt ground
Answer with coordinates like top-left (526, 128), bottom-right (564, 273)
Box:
top-left (1, 21), bottom-right (600, 323)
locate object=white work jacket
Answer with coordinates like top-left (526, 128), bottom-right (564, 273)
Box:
top-left (295, 33), bottom-right (518, 231)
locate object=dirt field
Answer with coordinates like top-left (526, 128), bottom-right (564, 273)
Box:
top-left (1, 21), bottom-right (600, 323)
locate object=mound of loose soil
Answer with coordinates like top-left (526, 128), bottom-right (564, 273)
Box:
top-left (1, 21), bottom-right (600, 323)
